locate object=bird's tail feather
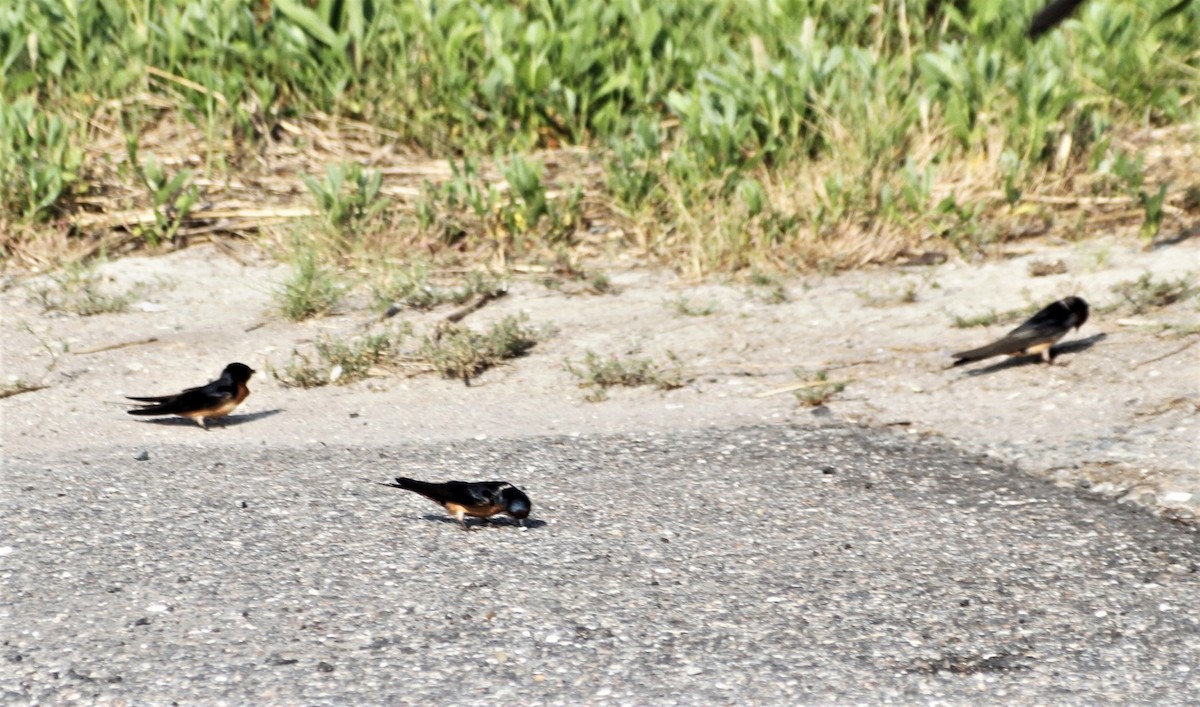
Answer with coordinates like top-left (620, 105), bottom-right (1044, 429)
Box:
top-left (951, 339), bottom-right (1018, 365)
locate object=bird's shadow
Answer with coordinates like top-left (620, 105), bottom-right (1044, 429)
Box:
top-left (130, 408), bottom-right (285, 428)
top-left (960, 333), bottom-right (1107, 377)
top-left (419, 513), bottom-right (547, 531)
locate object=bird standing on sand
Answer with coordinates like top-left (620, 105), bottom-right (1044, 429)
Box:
top-left (126, 362), bottom-right (255, 428)
top-left (952, 297), bottom-right (1090, 366)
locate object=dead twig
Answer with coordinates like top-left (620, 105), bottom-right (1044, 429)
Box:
top-left (755, 378), bottom-right (854, 399)
top-left (72, 336), bottom-right (159, 355)
top-left (0, 383), bottom-right (48, 400)
top-left (146, 66), bottom-right (229, 107)
top-left (443, 287), bottom-right (508, 326)
top-left (432, 288), bottom-right (509, 341)
top-left (1134, 338), bottom-right (1199, 368)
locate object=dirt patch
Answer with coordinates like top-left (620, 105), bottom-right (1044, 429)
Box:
top-left (2, 236), bottom-right (1197, 519)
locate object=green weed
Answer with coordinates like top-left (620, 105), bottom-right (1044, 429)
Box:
top-left (303, 163), bottom-right (388, 234)
top-left (274, 325), bottom-right (414, 388)
top-left (421, 314), bottom-right (539, 384)
top-left (4, 1), bottom-right (1200, 272)
top-left (565, 351), bottom-right (684, 402)
top-left (29, 260), bottom-right (139, 316)
top-left (275, 245), bottom-right (346, 321)
top-left (793, 369), bottom-right (846, 408)
top-left (0, 98), bottom-right (84, 221)
top-left (668, 296), bottom-right (718, 317)
top-left (748, 271), bottom-right (788, 304)
top-left (371, 264), bottom-right (506, 313)
top-left (1112, 273), bottom-right (1197, 314)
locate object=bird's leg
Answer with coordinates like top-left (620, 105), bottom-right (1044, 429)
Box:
top-left (1042, 348), bottom-right (1055, 364)
top-left (197, 417), bottom-right (209, 430)
top-left (454, 509), bottom-right (470, 531)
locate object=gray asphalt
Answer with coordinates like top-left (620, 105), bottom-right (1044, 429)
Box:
top-left (3, 423), bottom-right (1199, 704)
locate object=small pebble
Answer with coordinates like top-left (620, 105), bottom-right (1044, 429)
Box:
top-left (134, 450), bottom-right (150, 461)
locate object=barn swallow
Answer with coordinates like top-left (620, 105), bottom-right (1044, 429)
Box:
top-left (126, 362), bottom-right (255, 428)
top-left (952, 296), bottom-right (1089, 366)
top-left (381, 477), bottom-right (532, 530)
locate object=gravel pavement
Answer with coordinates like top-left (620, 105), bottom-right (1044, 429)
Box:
top-left (4, 423), bottom-right (1199, 704)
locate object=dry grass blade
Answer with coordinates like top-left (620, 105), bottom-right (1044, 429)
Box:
top-left (0, 383), bottom-right (48, 400)
top-left (72, 337), bottom-right (159, 355)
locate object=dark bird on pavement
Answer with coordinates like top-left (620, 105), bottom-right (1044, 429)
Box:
top-left (126, 362), bottom-right (255, 428)
top-left (952, 297), bottom-right (1089, 366)
top-left (381, 477), bottom-right (532, 529)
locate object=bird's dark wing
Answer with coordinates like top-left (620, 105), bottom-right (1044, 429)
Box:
top-left (127, 375), bottom-right (235, 415)
top-left (1029, 0), bottom-right (1088, 38)
top-left (125, 393), bottom-right (181, 403)
top-left (382, 478), bottom-right (505, 507)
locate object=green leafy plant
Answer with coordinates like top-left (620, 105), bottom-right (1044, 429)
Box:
top-left (303, 163), bottom-right (387, 233)
top-left (421, 314), bottom-right (539, 384)
top-left (0, 98), bottom-right (83, 221)
top-left (1112, 273), bottom-right (1196, 314)
top-left (564, 351), bottom-right (684, 402)
top-left (668, 296), bottom-right (718, 317)
top-left (371, 264), bottom-right (507, 313)
top-left (793, 369), bottom-right (847, 407)
top-left (29, 260), bottom-right (139, 316)
top-left (275, 325), bottom-right (413, 388)
top-left (275, 245), bottom-right (346, 321)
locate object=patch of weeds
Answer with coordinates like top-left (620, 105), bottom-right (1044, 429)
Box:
top-left (1137, 184), bottom-right (1169, 243)
top-left (417, 156), bottom-right (581, 258)
top-left (421, 314), bottom-right (538, 384)
top-left (588, 271), bottom-right (614, 295)
top-left (668, 296), bottom-right (718, 317)
top-left (540, 250), bottom-right (615, 295)
top-left (1027, 260), bottom-right (1067, 277)
top-left (0, 98), bottom-right (83, 221)
top-left (1112, 273), bottom-right (1197, 314)
top-left (564, 351), bottom-right (684, 402)
top-left (1163, 323), bottom-right (1200, 338)
top-left (276, 246), bottom-right (347, 321)
top-left (372, 265), bottom-right (506, 313)
top-left (303, 163), bottom-right (388, 233)
top-left (856, 281), bottom-right (919, 308)
top-left (748, 270), bottom-right (788, 304)
top-left (950, 310), bottom-right (1000, 328)
top-left (793, 369), bottom-right (846, 408)
top-left (275, 325), bottom-right (414, 388)
top-left (29, 261), bottom-right (139, 316)
top-left (950, 302), bottom-right (1041, 329)
top-left (125, 131), bottom-right (199, 248)
top-left (605, 117), bottom-right (664, 213)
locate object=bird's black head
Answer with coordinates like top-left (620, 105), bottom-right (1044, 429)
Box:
top-left (1063, 296), bottom-right (1089, 329)
top-left (224, 362), bottom-right (256, 382)
top-left (500, 486), bottom-right (532, 519)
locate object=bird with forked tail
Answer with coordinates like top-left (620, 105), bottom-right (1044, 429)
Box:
top-left (381, 477), bottom-right (532, 530)
top-left (126, 362), bottom-right (255, 429)
top-left (952, 297), bottom-right (1089, 367)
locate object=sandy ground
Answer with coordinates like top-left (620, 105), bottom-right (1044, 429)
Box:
top-left (2, 235), bottom-right (1197, 518)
